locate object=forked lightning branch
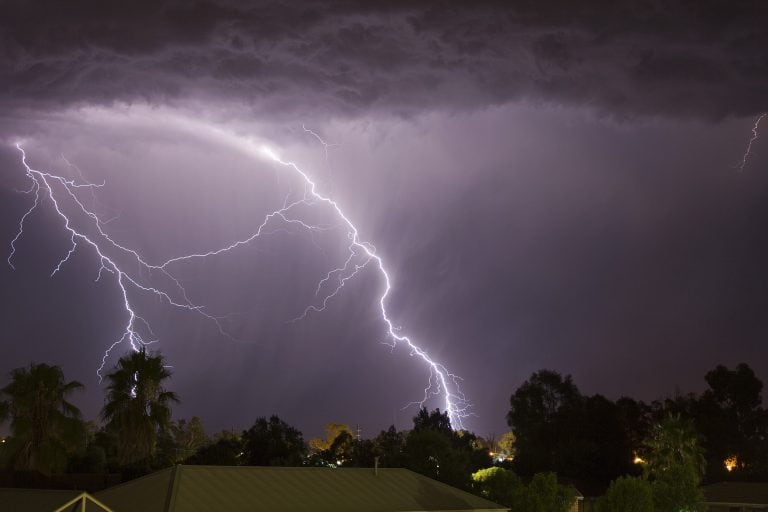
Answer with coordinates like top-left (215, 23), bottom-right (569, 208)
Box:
top-left (6, 124), bottom-right (471, 429)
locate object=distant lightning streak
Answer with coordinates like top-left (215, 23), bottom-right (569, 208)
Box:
top-left (7, 120), bottom-right (470, 429)
top-left (302, 124), bottom-right (340, 161)
top-left (737, 112), bottom-right (766, 172)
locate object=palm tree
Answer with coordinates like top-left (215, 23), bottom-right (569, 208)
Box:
top-left (642, 412), bottom-right (706, 479)
top-left (0, 363), bottom-right (84, 473)
top-left (101, 349), bottom-right (179, 467)
top-left (643, 414), bottom-right (707, 512)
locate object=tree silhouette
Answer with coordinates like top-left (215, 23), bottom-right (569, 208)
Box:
top-left (507, 370), bottom-right (582, 476)
top-left (372, 425), bottom-right (405, 467)
top-left (697, 363), bottom-right (766, 480)
top-left (101, 349), bottom-right (179, 468)
top-left (0, 363), bottom-right (84, 473)
top-left (413, 408), bottom-right (453, 434)
top-left (403, 408), bottom-right (490, 490)
top-left (242, 415), bottom-right (305, 466)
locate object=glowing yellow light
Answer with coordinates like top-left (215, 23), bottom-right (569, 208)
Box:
top-left (633, 454), bottom-right (645, 465)
top-left (725, 455), bottom-right (738, 472)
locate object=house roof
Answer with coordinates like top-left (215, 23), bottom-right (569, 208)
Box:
top-left (94, 465), bottom-right (508, 512)
top-left (0, 487), bottom-right (115, 512)
top-left (703, 482), bottom-right (768, 506)
top-left (0, 487), bottom-right (82, 511)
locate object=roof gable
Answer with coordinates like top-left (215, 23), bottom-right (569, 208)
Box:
top-left (0, 488), bottom-right (116, 512)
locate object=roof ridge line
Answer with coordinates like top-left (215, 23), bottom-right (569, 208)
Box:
top-left (163, 465), bottom-right (181, 512)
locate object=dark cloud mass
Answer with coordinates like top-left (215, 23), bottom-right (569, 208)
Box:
top-left (2, 0), bottom-right (768, 118)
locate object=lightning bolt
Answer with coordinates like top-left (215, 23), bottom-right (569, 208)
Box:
top-left (6, 122), bottom-right (471, 429)
top-left (262, 144), bottom-right (471, 429)
top-left (7, 144), bottom-right (232, 379)
top-left (737, 112), bottom-right (766, 172)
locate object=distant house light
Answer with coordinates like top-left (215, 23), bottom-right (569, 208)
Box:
top-left (724, 455), bottom-right (738, 472)
top-left (489, 450), bottom-right (511, 463)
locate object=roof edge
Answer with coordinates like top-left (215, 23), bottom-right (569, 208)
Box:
top-left (399, 469), bottom-right (508, 509)
top-left (93, 466), bottom-right (175, 495)
top-left (704, 501), bottom-right (768, 506)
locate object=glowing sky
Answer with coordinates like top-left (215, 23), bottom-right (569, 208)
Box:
top-left (1, 1), bottom-right (768, 438)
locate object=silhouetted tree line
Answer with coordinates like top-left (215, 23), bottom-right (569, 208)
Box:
top-left (187, 408), bottom-right (493, 491)
top-left (507, 364), bottom-right (768, 487)
top-left (1, 354), bottom-right (766, 511)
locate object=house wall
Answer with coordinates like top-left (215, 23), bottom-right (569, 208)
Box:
top-left (569, 497), bottom-right (584, 512)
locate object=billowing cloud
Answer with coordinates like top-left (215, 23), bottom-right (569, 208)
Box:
top-left (2, 0), bottom-right (767, 119)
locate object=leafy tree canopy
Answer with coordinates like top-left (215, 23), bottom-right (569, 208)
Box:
top-left (472, 466), bottom-right (520, 506)
top-left (242, 415), bottom-right (305, 466)
top-left (595, 476), bottom-right (653, 512)
top-left (642, 413), bottom-right (705, 479)
top-left (507, 370), bottom-right (635, 486)
top-left (402, 408), bottom-right (491, 491)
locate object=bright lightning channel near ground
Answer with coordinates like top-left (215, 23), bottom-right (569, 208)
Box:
top-left (6, 126), bottom-right (471, 429)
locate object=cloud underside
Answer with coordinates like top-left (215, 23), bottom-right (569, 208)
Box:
top-left (2, 0), bottom-right (768, 119)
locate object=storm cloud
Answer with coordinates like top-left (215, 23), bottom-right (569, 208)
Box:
top-left (2, 0), bottom-right (767, 119)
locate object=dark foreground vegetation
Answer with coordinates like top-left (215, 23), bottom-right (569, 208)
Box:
top-left (2, 350), bottom-right (767, 512)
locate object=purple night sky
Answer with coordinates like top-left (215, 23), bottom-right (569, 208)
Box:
top-left (1, 1), bottom-right (768, 440)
